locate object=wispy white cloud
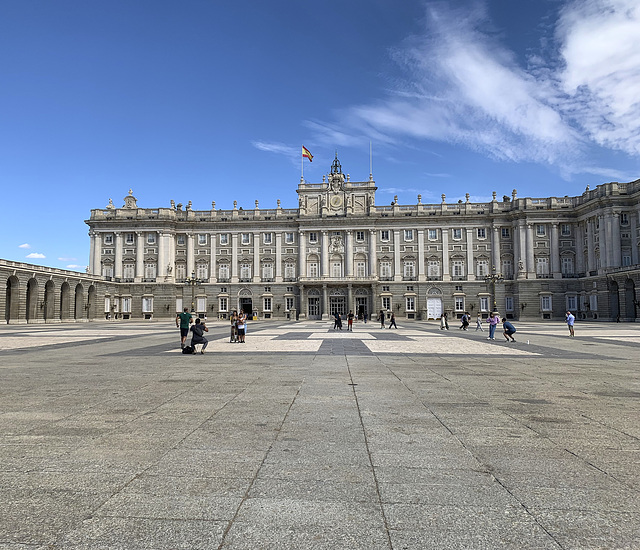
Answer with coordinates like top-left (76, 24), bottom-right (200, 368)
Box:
top-left (58, 257), bottom-right (77, 262)
top-left (66, 264), bottom-right (84, 269)
top-left (26, 252), bottom-right (45, 259)
top-left (309, 0), bottom-right (640, 178)
top-left (19, 243), bottom-right (31, 249)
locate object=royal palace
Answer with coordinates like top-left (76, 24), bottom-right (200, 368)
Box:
top-left (3, 155), bottom-right (640, 323)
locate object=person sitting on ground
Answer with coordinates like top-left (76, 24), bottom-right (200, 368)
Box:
top-left (502, 317), bottom-right (516, 342)
top-left (190, 317), bottom-right (209, 354)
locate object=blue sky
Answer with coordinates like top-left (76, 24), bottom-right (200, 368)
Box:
top-left (1, 0), bottom-right (639, 271)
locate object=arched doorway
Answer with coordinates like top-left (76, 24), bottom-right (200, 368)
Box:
top-left (354, 287), bottom-right (369, 321)
top-left (625, 279), bottom-right (637, 321)
top-left (307, 288), bottom-right (321, 320)
top-left (44, 280), bottom-right (54, 322)
top-left (60, 282), bottom-right (71, 321)
top-left (87, 285), bottom-right (97, 320)
top-left (426, 287), bottom-right (444, 320)
top-left (609, 280), bottom-right (620, 321)
top-left (5, 276), bottom-right (19, 324)
top-left (238, 288), bottom-right (253, 317)
top-left (26, 278), bottom-right (38, 323)
top-left (74, 284), bottom-right (84, 320)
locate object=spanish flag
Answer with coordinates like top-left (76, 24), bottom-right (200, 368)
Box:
top-left (302, 145), bottom-right (313, 162)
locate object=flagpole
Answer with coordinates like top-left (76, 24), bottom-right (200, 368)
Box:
top-left (369, 141), bottom-right (373, 180)
top-left (301, 145), bottom-right (304, 181)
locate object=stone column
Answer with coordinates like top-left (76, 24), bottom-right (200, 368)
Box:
top-left (114, 232), bottom-right (123, 279)
top-left (586, 218), bottom-right (596, 273)
top-left (231, 233), bottom-right (238, 283)
top-left (275, 232), bottom-right (283, 282)
top-left (612, 213), bottom-right (621, 267)
top-left (604, 214), bottom-right (614, 267)
top-left (298, 231), bottom-right (306, 278)
top-left (526, 223), bottom-right (534, 278)
top-left (210, 232), bottom-right (217, 282)
top-left (186, 234), bottom-right (195, 277)
top-left (348, 284), bottom-right (353, 314)
top-left (513, 223), bottom-right (520, 277)
top-left (253, 232), bottom-right (260, 282)
top-left (442, 228), bottom-right (450, 281)
top-left (575, 223), bottom-right (585, 275)
top-left (135, 232), bottom-right (144, 281)
top-left (93, 232), bottom-right (102, 277)
top-left (466, 228), bottom-right (475, 280)
top-left (157, 231), bottom-right (166, 280)
top-left (598, 215), bottom-right (607, 270)
top-left (417, 229), bottom-right (425, 281)
top-left (345, 230), bottom-right (353, 277)
top-left (492, 225), bottom-right (500, 274)
top-left (631, 213), bottom-right (639, 265)
top-left (321, 231), bottom-right (329, 277)
top-left (368, 229), bottom-right (377, 277)
top-left (322, 284), bottom-right (328, 319)
top-left (88, 231), bottom-right (96, 275)
top-left (550, 223), bottom-right (561, 278)
top-left (393, 230), bottom-right (401, 281)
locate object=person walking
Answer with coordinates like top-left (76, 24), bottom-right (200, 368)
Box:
top-left (502, 317), bottom-right (516, 342)
top-left (475, 313), bottom-right (484, 331)
top-left (379, 310), bottom-right (386, 329)
top-left (460, 312), bottom-right (470, 330)
top-left (388, 312), bottom-right (398, 329)
top-left (486, 312), bottom-right (499, 340)
top-left (440, 314), bottom-right (447, 330)
top-left (190, 317), bottom-right (209, 353)
top-left (566, 311), bottom-right (575, 337)
top-left (176, 307), bottom-right (193, 349)
top-left (347, 310), bottom-right (354, 331)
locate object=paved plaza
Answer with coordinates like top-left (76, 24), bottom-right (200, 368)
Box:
top-left (0, 319), bottom-right (639, 549)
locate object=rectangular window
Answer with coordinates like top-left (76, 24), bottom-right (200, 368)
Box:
top-left (262, 263), bottom-right (273, 280)
top-left (308, 262), bottom-right (318, 277)
top-left (177, 235), bottom-right (186, 245)
top-left (590, 294), bottom-right (598, 311)
top-left (380, 230), bottom-right (390, 241)
top-left (477, 228), bottom-right (486, 239)
top-left (427, 260), bottom-right (440, 277)
top-left (125, 233), bottom-right (135, 244)
top-left (196, 263), bottom-right (208, 279)
top-left (285, 263), bottom-right (296, 279)
top-left (452, 260), bottom-right (464, 277)
top-left (622, 255), bottom-right (632, 267)
top-left (198, 234), bottom-right (207, 245)
top-left (382, 285), bottom-right (390, 292)
top-left (561, 256), bottom-right (574, 275)
top-left (308, 232), bottom-right (318, 243)
top-left (263, 233), bottom-right (272, 244)
top-left (356, 261), bottom-right (366, 277)
top-left (404, 229), bottom-right (414, 241)
top-left (502, 260), bottom-right (513, 279)
top-left (541, 295), bottom-right (552, 311)
top-left (196, 297), bottom-right (206, 312)
top-left (144, 263), bottom-right (156, 280)
top-left (480, 296), bottom-right (489, 311)
top-left (241, 233), bottom-right (250, 245)
top-left (285, 232), bottom-right (295, 243)
top-left (476, 260), bottom-right (489, 277)
top-left (454, 297), bottom-right (464, 312)
top-left (380, 261), bottom-right (392, 278)
top-left (452, 229), bottom-right (462, 240)
top-left (263, 297), bottom-right (272, 311)
top-left (175, 298), bottom-right (182, 314)
top-left (620, 213), bottom-right (629, 225)
top-left (536, 257), bottom-right (549, 276)
top-left (219, 297), bottom-right (228, 312)
top-left (356, 231), bottom-right (365, 241)
top-left (123, 264), bottom-right (134, 280)
top-left (104, 297), bottom-right (111, 313)
top-left (122, 297), bottom-right (132, 313)
top-left (501, 227), bottom-right (510, 238)
top-left (428, 229), bottom-right (437, 240)
top-left (331, 262), bottom-right (342, 278)
top-left (403, 261), bottom-right (415, 279)
top-left (175, 264), bottom-right (186, 281)
top-left (406, 297), bottom-right (415, 311)
top-left (561, 224), bottom-right (571, 236)
top-left (240, 264), bottom-right (251, 279)
top-left (147, 233), bottom-right (156, 244)
top-left (505, 296), bottom-right (514, 311)
top-left (218, 264), bottom-right (229, 280)
top-left (104, 234), bottom-right (113, 245)
top-left (536, 224), bottom-right (546, 236)
top-left (382, 297), bottom-right (391, 310)
top-left (566, 295), bottom-right (577, 311)
top-left (286, 297), bottom-right (295, 311)
top-left (219, 234), bottom-right (228, 245)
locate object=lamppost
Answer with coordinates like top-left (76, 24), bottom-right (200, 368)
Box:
top-left (484, 266), bottom-right (504, 313)
top-left (185, 271), bottom-right (203, 313)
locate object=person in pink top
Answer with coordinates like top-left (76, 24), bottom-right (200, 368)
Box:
top-left (486, 312), bottom-right (499, 340)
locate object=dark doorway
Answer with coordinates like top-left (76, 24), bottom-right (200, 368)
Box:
top-left (239, 298), bottom-right (252, 316)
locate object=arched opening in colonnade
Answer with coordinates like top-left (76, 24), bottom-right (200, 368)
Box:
top-left (625, 279), bottom-right (637, 321)
top-left (26, 278), bottom-right (38, 323)
top-left (60, 282), bottom-right (71, 321)
top-left (87, 285), bottom-right (97, 320)
top-left (609, 280), bottom-right (620, 321)
top-left (5, 276), bottom-right (19, 324)
top-left (44, 280), bottom-right (54, 321)
top-left (74, 284), bottom-right (84, 320)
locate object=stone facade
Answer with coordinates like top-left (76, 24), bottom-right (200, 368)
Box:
top-left (3, 156), bottom-right (640, 324)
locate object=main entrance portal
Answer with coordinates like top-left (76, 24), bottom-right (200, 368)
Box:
top-left (330, 296), bottom-right (346, 317)
top-left (308, 297), bottom-right (320, 320)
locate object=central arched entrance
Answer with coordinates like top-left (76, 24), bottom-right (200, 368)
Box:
top-left (307, 288), bottom-right (321, 320)
top-left (238, 288), bottom-right (253, 317)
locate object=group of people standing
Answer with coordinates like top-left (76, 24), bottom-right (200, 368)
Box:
top-left (439, 310), bottom-right (517, 342)
top-left (176, 307), bottom-right (209, 353)
top-left (230, 310), bottom-right (247, 343)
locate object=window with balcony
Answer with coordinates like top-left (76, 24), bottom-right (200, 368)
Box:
top-left (240, 264), bottom-right (251, 279)
top-left (331, 262), bottom-right (342, 278)
top-left (262, 263), bottom-right (273, 280)
top-left (452, 260), bottom-right (464, 277)
top-left (308, 262), bottom-right (318, 277)
top-left (536, 257), bottom-right (550, 277)
top-left (403, 261), bottom-right (415, 279)
top-left (218, 264), bottom-right (229, 281)
top-left (427, 260), bottom-right (440, 277)
top-left (196, 263), bottom-right (208, 279)
top-left (356, 261), bottom-right (366, 277)
top-left (380, 261), bottom-right (392, 279)
top-left (476, 260), bottom-right (489, 277)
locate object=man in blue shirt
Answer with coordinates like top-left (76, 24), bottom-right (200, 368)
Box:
top-left (501, 317), bottom-right (517, 342)
top-left (566, 311), bottom-right (575, 337)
